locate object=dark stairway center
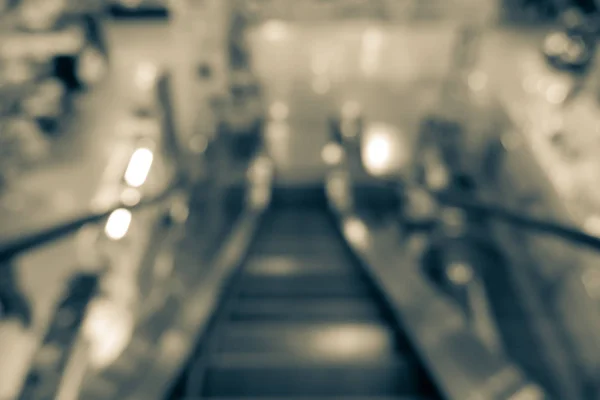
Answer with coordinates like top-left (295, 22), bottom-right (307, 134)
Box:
top-left (175, 189), bottom-right (440, 399)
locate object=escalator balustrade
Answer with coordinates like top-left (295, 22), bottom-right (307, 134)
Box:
top-left (18, 273), bottom-right (99, 400)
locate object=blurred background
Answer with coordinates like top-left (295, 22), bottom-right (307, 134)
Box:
top-left (2, 0), bottom-right (600, 399)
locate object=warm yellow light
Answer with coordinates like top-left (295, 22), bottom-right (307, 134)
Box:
top-left (343, 217), bottom-right (369, 248)
top-left (361, 122), bottom-right (410, 178)
top-left (311, 324), bottom-right (390, 360)
top-left (104, 208), bottom-right (132, 240)
top-left (322, 143), bottom-right (344, 166)
top-left (124, 147), bottom-right (154, 188)
top-left (362, 125), bottom-right (393, 176)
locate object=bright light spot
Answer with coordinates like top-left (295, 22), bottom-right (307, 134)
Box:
top-left (250, 257), bottom-right (298, 276)
top-left (468, 71), bottom-right (487, 92)
top-left (427, 163), bottom-right (450, 191)
top-left (343, 218), bottom-right (369, 248)
top-left (84, 299), bottom-right (134, 369)
top-left (248, 155), bottom-right (273, 184)
top-left (447, 262), bottom-right (473, 285)
top-left (104, 208), bottom-right (132, 240)
top-left (134, 61), bottom-right (159, 91)
top-left (124, 147), bottom-right (154, 188)
top-left (77, 47), bottom-right (106, 86)
top-left (364, 136), bottom-right (390, 173)
top-left (312, 76), bottom-right (331, 94)
top-left (584, 215), bottom-right (600, 236)
top-left (269, 101), bottom-right (289, 120)
top-left (362, 123), bottom-right (396, 177)
top-left (312, 325), bottom-right (388, 360)
top-left (322, 143), bottom-right (344, 166)
top-left (326, 171), bottom-right (351, 212)
top-left (360, 28), bottom-right (384, 76)
top-left (544, 32), bottom-right (568, 56)
top-left (545, 83), bottom-right (568, 104)
top-left (120, 187), bottom-right (142, 207)
top-left (261, 20), bottom-right (290, 42)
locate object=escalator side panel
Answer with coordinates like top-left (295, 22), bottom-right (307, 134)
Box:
top-left (214, 321), bottom-right (406, 357)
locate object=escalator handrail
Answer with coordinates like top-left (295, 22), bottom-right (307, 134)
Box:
top-left (0, 177), bottom-right (186, 261)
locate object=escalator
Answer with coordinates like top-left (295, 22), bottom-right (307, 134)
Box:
top-left (173, 188), bottom-right (440, 400)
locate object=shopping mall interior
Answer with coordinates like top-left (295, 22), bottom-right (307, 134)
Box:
top-left (2, 0), bottom-right (600, 399)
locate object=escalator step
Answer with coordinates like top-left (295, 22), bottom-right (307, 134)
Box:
top-left (236, 275), bottom-right (371, 298)
top-left (258, 219), bottom-right (335, 237)
top-left (229, 298), bottom-right (384, 322)
top-left (203, 355), bottom-right (423, 397)
top-left (215, 322), bottom-right (407, 357)
top-left (244, 256), bottom-right (361, 277)
top-left (237, 285), bottom-right (371, 298)
top-left (251, 237), bottom-right (347, 254)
